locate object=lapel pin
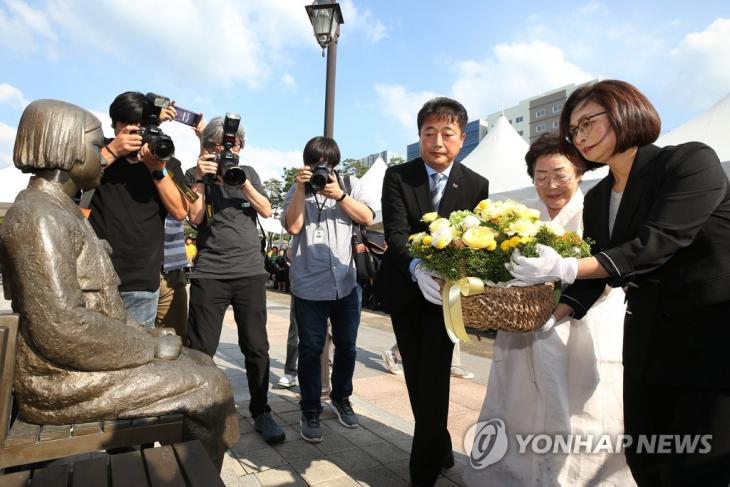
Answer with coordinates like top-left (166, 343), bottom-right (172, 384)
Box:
top-left (452, 183), bottom-right (459, 188)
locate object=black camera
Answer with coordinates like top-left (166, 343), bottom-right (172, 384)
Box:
top-left (307, 164), bottom-right (333, 192)
top-left (208, 113), bottom-right (246, 187)
top-left (138, 93), bottom-right (175, 161)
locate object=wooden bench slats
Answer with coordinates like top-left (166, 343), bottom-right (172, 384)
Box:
top-left (30, 463), bottom-right (70, 487)
top-left (144, 445), bottom-right (186, 487)
top-left (173, 440), bottom-right (225, 487)
top-left (103, 419), bottom-right (133, 432)
top-left (71, 422), bottom-right (102, 437)
top-left (110, 450), bottom-right (149, 487)
top-left (131, 417), bottom-right (160, 427)
top-left (4, 420), bottom-right (40, 448)
top-left (72, 456), bottom-right (109, 487)
top-left (39, 424), bottom-right (72, 442)
top-left (0, 470), bottom-right (30, 487)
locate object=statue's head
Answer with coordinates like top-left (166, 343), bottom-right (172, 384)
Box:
top-left (13, 99), bottom-right (104, 191)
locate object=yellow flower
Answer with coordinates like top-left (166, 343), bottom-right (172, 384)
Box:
top-left (509, 236), bottom-right (521, 247)
top-left (505, 219), bottom-right (540, 238)
top-left (500, 240), bottom-right (511, 252)
top-left (409, 232), bottom-right (427, 244)
top-left (429, 218), bottom-right (451, 234)
top-left (475, 199), bottom-right (490, 212)
top-left (422, 235), bottom-right (432, 246)
top-left (487, 241), bottom-right (497, 251)
top-left (462, 226), bottom-right (497, 250)
top-left (421, 212), bottom-right (438, 223)
top-left (520, 236), bottom-right (534, 244)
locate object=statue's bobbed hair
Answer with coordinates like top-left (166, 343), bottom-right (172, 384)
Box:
top-left (13, 99), bottom-right (101, 173)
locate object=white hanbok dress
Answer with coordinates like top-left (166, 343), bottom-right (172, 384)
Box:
top-left (463, 189), bottom-right (635, 486)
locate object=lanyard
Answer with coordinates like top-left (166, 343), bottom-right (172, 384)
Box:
top-left (313, 194), bottom-right (328, 229)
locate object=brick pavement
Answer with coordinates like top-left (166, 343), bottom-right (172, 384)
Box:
top-left (215, 290), bottom-right (495, 486)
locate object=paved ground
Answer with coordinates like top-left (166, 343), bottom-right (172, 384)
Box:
top-left (216, 290), bottom-right (496, 486)
top-left (0, 288), bottom-right (495, 486)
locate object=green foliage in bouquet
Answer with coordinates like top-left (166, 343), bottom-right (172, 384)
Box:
top-left (408, 199), bottom-right (593, 283)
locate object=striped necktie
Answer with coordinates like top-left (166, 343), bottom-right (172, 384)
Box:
top-left (430, 172), bottom-right (447, 211)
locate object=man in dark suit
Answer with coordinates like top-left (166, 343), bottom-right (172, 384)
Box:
top-left (376, 97), bottom-right (490, 487)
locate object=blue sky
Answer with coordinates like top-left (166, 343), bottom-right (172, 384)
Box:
top-left (1, 0), bottom-right (729, 185)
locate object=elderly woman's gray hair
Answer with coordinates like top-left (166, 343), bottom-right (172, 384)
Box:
top-left (201, 116), bottom-right (246, 151)
top-left (13, 99), bottom-right (101, 173)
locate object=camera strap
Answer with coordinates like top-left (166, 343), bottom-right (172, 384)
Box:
top-left (313, 194), bottom-right (327, 228)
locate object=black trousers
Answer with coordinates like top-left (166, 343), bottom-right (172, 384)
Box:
top-left (187, 275), bottom-right (270, 416)
top-left (391, 302), bottom-right (454, 487)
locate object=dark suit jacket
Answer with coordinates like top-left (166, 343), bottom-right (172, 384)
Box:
top-left (561, 142), bottom-right (730, 386)
top-left (375, 158), bottom-right (490, 312)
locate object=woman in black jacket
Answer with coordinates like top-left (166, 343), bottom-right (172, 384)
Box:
top-left (510, 79), bottom-right (730, 486)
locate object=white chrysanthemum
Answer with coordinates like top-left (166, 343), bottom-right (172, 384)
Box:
top-left (543, 221), bottom-right (566, 236)
top-left (431, 226), bottom-right (453, 249)
top-left (462, 215), bottom-right (481, 230)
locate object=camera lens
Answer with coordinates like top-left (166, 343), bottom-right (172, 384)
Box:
top-left (150, 137), bottom-right (175, 161)
top-left (222, 166), bottom-right (247, 186)
top-left (309, 165), bottom-right (330, 192)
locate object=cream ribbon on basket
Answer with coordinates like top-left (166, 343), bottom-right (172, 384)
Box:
top-left (441, 277), bottom-right (485, 344)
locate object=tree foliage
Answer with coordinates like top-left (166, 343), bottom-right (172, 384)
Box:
top-left (339, 158), bottom-right (369, 178)
top-left (263, 178), bottom-right (284, 215)
top-left (388, 155), bottom-right (405, 166)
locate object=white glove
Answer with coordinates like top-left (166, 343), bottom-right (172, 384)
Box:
top-left (509, 244), bottom-right (578, 286)
top-left (414, 262), bottom-right (442, 305)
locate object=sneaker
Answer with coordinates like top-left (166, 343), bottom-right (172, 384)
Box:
top-left (329, 398), bottom-right (360, 429)
top-left (277, 374), bottom-right (298, 388)
top-left (381, 350), bottom-right (403, 375)
top-left (450, 366), bottom-right (474, 379)
top-left (300, 409), bottom-right (323, 443)
top-left (254, 411), bottom-right (286, 445)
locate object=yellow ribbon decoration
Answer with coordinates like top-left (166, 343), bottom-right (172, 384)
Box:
top-left (441, 277), bottom-right (485, 344)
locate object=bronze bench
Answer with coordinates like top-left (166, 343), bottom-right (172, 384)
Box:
top-left (0, 439), bottom-right (223, 487)
top-left (0, 313), bottom-right (184, 470)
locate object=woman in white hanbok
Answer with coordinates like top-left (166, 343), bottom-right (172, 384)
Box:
top-left (464, 134), bottom-right (635, 486)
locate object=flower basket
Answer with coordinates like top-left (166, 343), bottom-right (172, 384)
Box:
top-left (440, 280), bottom-right (557, 333)
top-left (409, 199), bottom-right (592, 341)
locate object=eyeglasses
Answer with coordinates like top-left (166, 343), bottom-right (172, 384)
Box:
top-left (534, 173), bottom-right (574, 187)
top-left (565, 111), bottom-right (606, 144)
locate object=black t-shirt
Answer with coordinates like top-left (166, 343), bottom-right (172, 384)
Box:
top-left (89, 157), bottom-right (185, 292)
top-left (184, 166), bottom-right (268, 279)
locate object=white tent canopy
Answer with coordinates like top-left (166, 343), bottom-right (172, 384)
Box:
top-left (657, 93), bottom-right (730, 163)
top-left (357, 156), bottom-right (387, 209)
top-left (460, 115), bottom-right (532, 194)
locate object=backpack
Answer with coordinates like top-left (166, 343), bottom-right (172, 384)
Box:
top-left (342, 175), bottom-right (386, 283)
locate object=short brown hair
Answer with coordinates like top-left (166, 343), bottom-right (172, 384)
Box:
top-left (14, 99), bottom-right (101, 173)
top-left (525, 133), bottom-right (585, 179)
top-left (559, 80), bottom-right (661, 168)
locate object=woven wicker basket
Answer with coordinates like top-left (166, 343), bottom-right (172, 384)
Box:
top-left (444, 281), bottom-right (557, 333)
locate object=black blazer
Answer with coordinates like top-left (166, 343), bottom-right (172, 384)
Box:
top-left (561, 142), bottom-right (730, 386)
top-left (375, 158), bottom-right (489, 312)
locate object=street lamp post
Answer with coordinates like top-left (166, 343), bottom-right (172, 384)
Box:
top-left (305, 1), bottom-right (344, 139)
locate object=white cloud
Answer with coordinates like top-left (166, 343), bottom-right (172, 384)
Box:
top-left (451, 41), bottom-right (593, 118)
top-left (0, 0), bottom-right (58, 56)
top-left (6, 0), bottom-right (315, 88)
top-left (670, 18), bottom-right (730, 110)
top-left (340, 0), bottom-right (388, 43)
top-left (0, 121), bottom-right (16, 168)
top-left (242, 146), bottom-right (302, 183)
top-left (0, 83), bottom-right (29, 110)
top-left (374, 84), bottom-right (440, 131)
top-left (280, 73), bottom-right (297, 90)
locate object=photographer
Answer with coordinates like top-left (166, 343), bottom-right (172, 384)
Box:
top-left (282, 136), bottom-right (375, 443)
top-left (89, 91), bottom-right (188, 328)
top-left (185, 116), bottom-right (285, 445)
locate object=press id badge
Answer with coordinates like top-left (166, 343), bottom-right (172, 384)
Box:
top-left (312, 228), bottom-right (325, 244)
